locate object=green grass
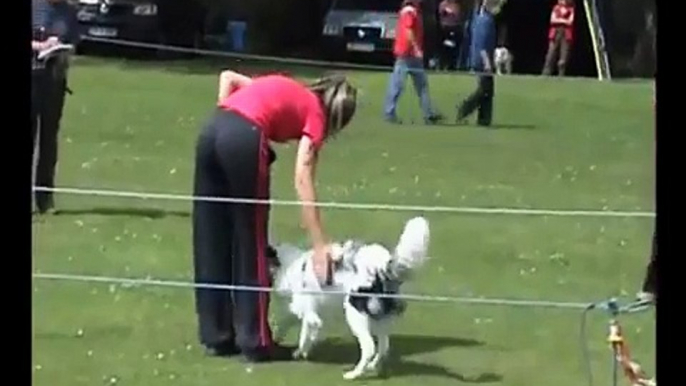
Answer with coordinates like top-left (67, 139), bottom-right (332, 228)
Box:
top-left (32, 56), bottom-right (655, 386)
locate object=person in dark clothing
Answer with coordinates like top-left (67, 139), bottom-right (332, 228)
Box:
top-left (193, 70), bottom-right (357, 362)
top-left (32, 0), bottom-right (79, 214)
top-left (437, 0), bottom-right (463, 71)
top-left (455, 0), bottom-right (497, 127)
top-left (637, 229), bottom-right (656, 303)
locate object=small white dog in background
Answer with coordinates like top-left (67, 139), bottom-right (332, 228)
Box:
top-left (494, 46), bottom-right (513, 75)
top-left (272, 216), bottom-right (431, 380)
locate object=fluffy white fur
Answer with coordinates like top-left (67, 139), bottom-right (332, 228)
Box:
top-left (273, 216), bottom-right (431, 379)
top-left (494, 46), bottom-right (513, 75)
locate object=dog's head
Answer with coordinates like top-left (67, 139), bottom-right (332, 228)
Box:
top-left (330, 240), bottom-right (364, 270)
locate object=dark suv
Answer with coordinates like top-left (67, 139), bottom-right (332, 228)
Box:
top-left (75, 0), bottom-right (206, 50)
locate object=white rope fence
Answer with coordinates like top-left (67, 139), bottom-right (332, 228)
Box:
top-left (80, 36), bottom-right (600, 81)
top-left (32, 186), bottom-right (654, 218)
top-left (33, 272), bottom-right (594, 310)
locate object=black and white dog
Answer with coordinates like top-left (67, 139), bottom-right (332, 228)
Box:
top-left (271, 216), bottom-right (431, 379)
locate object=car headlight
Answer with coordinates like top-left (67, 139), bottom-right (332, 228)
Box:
top-left (384, 28), bottom-right (396, 39)
top-left (133, 4), bottom-right (157, 16)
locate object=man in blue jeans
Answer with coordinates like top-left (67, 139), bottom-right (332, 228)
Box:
top-left (456, 0), bottom-right (498, 127)
top-left (383, 0), bottom-right (443, 125)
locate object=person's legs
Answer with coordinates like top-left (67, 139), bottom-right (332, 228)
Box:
top-left (476, 75), bottom-right (495, 126)
top-left (31, 70), bottom-right (45, 209)
top-left (558, 38), bottom-right (571, 76)
top-left (383, 58), bottom-right (408, 121)
top-left (457, 75), bottom-right (486, 121)
top-left (542, 37), bottom-right (560, 75)
top-left (449, 29), bottom-right (462, 71)
top-left (639, 229), bottom-right (657, 301)
top-left (438, 28), bottom-right (452, 70)
top-left (34, 73), bottom-right (67, 213)
top-left (406, 57), bottom-right (440, 122)
top-left (192, 114), bottom-right (238, 355)
top-left (213, 112), bottom-right (284, 361)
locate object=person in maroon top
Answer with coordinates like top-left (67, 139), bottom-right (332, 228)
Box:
top-left (193, 70), bottom-right (357, 362)
top-left (542, 0), bottom-right (575, 76)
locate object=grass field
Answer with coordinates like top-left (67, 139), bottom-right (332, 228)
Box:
top-left (32, 56), bottom-right (655, 386)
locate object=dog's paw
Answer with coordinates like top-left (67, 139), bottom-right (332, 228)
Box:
top-left (292, 349), bottom-right (309, 360)
top-left (365, 358), bottom-right (380, 372)
top-left (343, 370), bottom-right (363, 380)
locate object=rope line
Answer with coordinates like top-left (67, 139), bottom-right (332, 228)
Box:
top-left (32, 272), bottom-right (593, 310)
top-left (79, 36), bottom-right (595, 81)
top-left (32, 186), bottom-right (654, 218)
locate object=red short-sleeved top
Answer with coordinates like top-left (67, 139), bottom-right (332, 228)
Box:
top-left (218, 75), bottom-right (327, 149)
top-left (393, 5), bottom-right (423, 58)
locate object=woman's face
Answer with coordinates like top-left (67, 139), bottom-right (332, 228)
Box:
top-left (558, 0), bottom-right (569, 5)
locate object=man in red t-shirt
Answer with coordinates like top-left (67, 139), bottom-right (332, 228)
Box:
top-left (542, 0), bottom-right (575, 76)
top-left (384, 0), bottom-right (443, 125)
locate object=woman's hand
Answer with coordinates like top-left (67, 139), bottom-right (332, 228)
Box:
top-left (312, 243), bottom-right (333, 284)
top-left (32, 37), bottom-right (59, 52)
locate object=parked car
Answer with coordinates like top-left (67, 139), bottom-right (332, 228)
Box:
top-left (321, 0), bottom-right (401, 63)
top-left (75, 0), bottom-right (206, 52)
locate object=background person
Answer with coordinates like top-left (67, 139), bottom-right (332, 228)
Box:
top-left (542, 0), bottom-right (575, 77)
top-left (437, 0), bottom-right (463, 71)
top-left (455, 0), bottom-right (498, 127)
top-left (383, 0), bottom-right (443, 125)
top-left (32, 0), bottom-right (79, 214)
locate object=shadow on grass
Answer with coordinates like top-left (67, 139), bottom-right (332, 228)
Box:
top-left (54, 207), bottom-right (190, 219)
top-left (308, 334), bottom-right (501, 382)
top-left (429, 122), bottom-right (537, 130)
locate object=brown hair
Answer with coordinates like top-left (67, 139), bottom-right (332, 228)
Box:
top-left (308, 75), bottom-right (358, 139)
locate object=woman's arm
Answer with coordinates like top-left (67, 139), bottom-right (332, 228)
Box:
top-left (550, 7), bottom-right (574, 26)
top-left (564, 8), bottom-right (575, 26)
top-left (217, 70), bottom-right (253, 102)
top-left (294, 136), bottom-right (326, 248)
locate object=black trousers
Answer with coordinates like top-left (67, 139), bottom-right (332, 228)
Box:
top-left (458, 74), bottom-right (495, 126)
top-left (192, 109), bottom-right (273, 351)
top-left (32, 66), bottom-right (67, 211)
top-left (438, 26), bottom-right (462, 71)
top-left (641, 229), bottom-right (657, 297)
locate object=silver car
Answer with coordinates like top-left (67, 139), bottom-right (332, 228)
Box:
top-left (321, 0), bottom-right (401, 61)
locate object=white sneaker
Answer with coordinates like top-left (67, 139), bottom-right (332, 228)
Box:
top-left (636, 291), bottom-right (655, 303)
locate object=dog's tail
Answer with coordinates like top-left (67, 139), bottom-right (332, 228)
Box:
top-left (392, 216), bottom-right (431, 277)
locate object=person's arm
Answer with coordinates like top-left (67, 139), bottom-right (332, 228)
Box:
top-left (480, 49), bottom-right (492, 72)
top-left (402, 8), bottom-right (423, 57)
top-left (550, 7), bottom-right (564, 24)
top-left (217, 70), bottom-right (253, 102)
top-left (563, 7), bottom-right (575, 26)
top-left (477, 19), bottom-right (494, 72)
top-left (294, 136), bottom-right (327, 248)
top-left (32, 40), bottom-right (46, 51)
top-left (550, 6), bottom-right (574, 26)
top-left (32, 36), bottom-right (59, 52)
